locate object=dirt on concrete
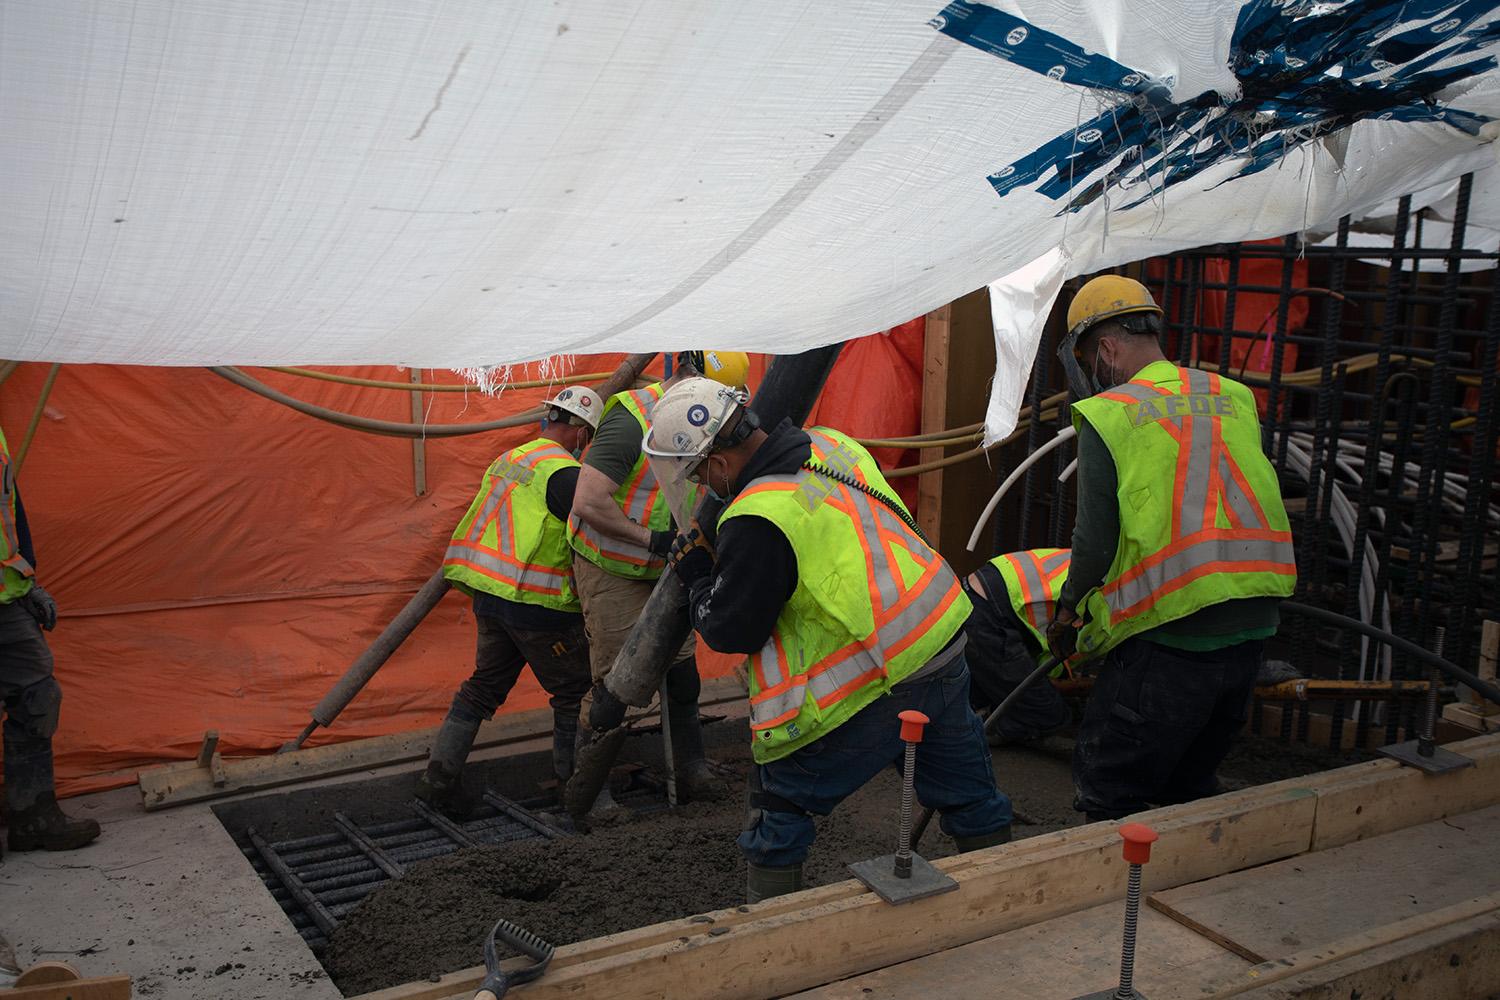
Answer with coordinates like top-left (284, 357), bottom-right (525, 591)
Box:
top-left (322, 718), bottom-right (1372, 996)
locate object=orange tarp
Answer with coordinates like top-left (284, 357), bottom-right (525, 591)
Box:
top-left (3, 329), bottom-right (924, 798)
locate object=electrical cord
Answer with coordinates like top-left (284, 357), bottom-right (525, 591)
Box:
top-left (803, 460), bottom-right (930, 545)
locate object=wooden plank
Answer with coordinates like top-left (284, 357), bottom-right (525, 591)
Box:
top-left (409, 367), bottom-right (427, 497)
top-left (1, 974), bottom-right (132, 999)
top-left (786, 900), bottom-right (1249, 999)
top-left (1442, 701), bottom-right (1500, 733)
top-left (1153, 891), bottom-right (1500, 999)
top-left (916, 303), bottom-right (951, 548)
top-left (1148, 804), bottom-right (1500, 963)
top-left (353, 782), bottom-right (1319, 1000)
top-left (137, 675), bottom-right (746, 810)
top-left (194, 730), bottom-right (219, 768)
top-left (1305, 731), bottom-right (1500, 850)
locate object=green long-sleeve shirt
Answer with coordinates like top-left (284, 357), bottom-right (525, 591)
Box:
top-left (1057, 420), bottom-right (1280, 650)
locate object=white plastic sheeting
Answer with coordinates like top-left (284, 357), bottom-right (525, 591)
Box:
top-left (2, 1), bottom-right (1497, 439)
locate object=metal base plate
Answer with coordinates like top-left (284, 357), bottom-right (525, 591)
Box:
top-left (848, 853), bottom-right (957, 905)
top-left (1378, 739), bottom-right (1475, 774)
top-left (1074, 990), bottom-right (1148, 999)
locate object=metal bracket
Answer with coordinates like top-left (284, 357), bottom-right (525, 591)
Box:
top-left (848, 853), bottom-right (957, 905)
top-left (1377, 739), bottom-right (1475, 774)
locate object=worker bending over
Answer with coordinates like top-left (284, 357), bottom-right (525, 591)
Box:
top-left (420, 387), bottom-right (602, 813)
top-left (643, 379), bottom-right (1013, 902)
top-left (0, 427), bottom-right (99, 857)
top-left (962, 549), bottom-right (1074, 745)
top-left (568, 351), bottom-right (749, 808)
top-left (1047, 276), bottom-right (1296, 821)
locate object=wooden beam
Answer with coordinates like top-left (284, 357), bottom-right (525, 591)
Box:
top-left (353, 783), bottom-right (1320, 1000)
top-left (359, 732), bottom-right (1500, 1000)
top-left (137, 676), bottom-right (746, 810)
top-left (1153, 891), bottom-right (1500, 999)
top-left (409, 367), bottom-right (427, 497)
top-left (2, 974), bottom-right (132, 999)
top-left (917, 304), bottom-right (951, 547)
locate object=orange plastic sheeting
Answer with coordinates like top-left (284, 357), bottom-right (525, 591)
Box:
top-left (1, 330), bottom-right (926, 798)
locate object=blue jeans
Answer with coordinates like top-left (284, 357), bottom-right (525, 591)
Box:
top-left (738, 652), bottom-right (1013, 867)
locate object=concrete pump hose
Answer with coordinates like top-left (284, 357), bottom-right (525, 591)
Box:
top-left (209, 366), bottom-right (546, 437)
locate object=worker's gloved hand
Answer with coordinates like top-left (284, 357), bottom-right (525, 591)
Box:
top-left (18, 583), bottom-right (57, 632)
top-left (1045, 611), bottom-right (1077, 663)
top-left (648, 529), bottom-right (677, 558)
top-left (668, 525), bottom-right (715, 584)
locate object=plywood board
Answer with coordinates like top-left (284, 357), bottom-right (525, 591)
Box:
top-left (2, 975), bottom-right (132, 999)
top-left (786, 900), bottom-right (1250, 999)
top-left (1149, 804), bottom-right (1500, 963)
top-left (137, 676), bottom-right (746, 810)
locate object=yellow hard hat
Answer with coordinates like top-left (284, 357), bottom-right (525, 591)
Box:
top-left (1066, 275), bottom-right (1162, 340)
top-left (679, 350), bottom-right (750, 389)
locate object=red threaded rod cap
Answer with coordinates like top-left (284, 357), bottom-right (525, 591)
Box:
top-left (1119, 823), bottom-right (1159, 865)
top-left (898, 710), bottom-right (929, 743)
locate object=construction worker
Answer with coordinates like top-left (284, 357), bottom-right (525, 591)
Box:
top-left (642, 379), bottom-right (1013, 902)
top-left (962, 549), bottom-right (1074, 745)
top-left (418, 386), bottom-right (603, 813)
top-left (567, 351), bottom-right (749, 807)
top-left (0, 428), bottom-right (100, 858)
top-left (1046, 275), bottom-right (1296, 821)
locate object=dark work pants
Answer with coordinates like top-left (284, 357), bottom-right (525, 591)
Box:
top-left (739, 654), bottom-right (1013, 867)
top-left (961, 580), bottom-right (1072, 742)
top-left (1072, 636), bottom-right (1262, 820)
top-left (450, 615), bottom-right (592, 724)
top-left (0, 600), bottom-right (62, 813)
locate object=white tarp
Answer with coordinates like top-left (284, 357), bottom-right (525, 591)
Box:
top-left (2, 1), bottom-right (1496, 438)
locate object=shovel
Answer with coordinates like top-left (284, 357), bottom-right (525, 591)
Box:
top-left (473, 918), bottom-right (554, 1000)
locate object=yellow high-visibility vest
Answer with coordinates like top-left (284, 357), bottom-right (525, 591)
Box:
top-left (444, 438), bottom-right (581, 612)
top-left (567, 384), bottom-right (671, 580)
top-left (722, 428), bottom-right (971, 763)
top-left (0, 428), bottom-right (35, 605)
top-left (1070, 361), bottom-right (1296, 658)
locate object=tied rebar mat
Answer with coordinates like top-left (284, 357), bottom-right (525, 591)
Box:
top-left (241, 777), bottom-right (666, 952)
top-left (990, 174), bottom-right (1499, 749)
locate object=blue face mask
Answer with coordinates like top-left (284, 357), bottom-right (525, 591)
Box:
top-left (698, 458), bottom-right (732, 503)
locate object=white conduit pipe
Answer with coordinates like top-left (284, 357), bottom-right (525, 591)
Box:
top-left (966, 425), bottom-right (1077, 553)
top-left (1058, 457), bottom-right (1079, 483)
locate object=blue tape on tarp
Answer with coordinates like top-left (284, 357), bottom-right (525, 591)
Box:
top-left (937, 0), bottom-right (1498, 212)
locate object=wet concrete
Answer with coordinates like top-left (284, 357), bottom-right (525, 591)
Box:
top-left (321, 719), bottom-right (1367, 996)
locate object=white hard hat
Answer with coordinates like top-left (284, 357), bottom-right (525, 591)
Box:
top-left (642, 377), bottom-right (749, 483)
top-left (543, 385), bottom-right (604, 429)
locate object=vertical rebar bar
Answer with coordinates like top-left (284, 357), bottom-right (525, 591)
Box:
top-left (1218, 248), bottom-right (1241, 373)
top-left (894, 739), bottom-right (917, 879)
top-left (1452, 237), bottom-right (1500, 663)
top-left (1418, 625), bottom-right (1446, 757)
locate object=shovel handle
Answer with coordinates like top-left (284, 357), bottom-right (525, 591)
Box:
top-left (475, 992), bottom-right (500, 1000)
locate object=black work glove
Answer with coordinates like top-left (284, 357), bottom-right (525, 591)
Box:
top-left (1045, 610), bottom-right (1078, 663)
top-left (668, 524), bottom-right (715, 584)
top-left (19, 582), bottom-right (58, 631)
top-left (648, 529), bottom-right (676, 557)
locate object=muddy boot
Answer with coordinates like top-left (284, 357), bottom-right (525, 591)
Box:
top-left (568, 721), bottom-right (626, 823)
top-left (954, 824), bottom-right (1012, 853)
top-left (415, 709), bottom-right (482, 817)
top-left (7, 793), bottom-right (101, 852)
top-left (552, 709), bottom-right (580, 783)
top-left (746, 862), bottom-right (803, 903)
top-left (668, 700), bottom-right (727, 803)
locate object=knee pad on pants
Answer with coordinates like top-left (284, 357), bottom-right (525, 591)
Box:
top-left (664, 658), bottom-right (701, 705)
top-left (7, 676), bottom-right (61, 739)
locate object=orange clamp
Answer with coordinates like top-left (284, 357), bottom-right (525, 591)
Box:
top-left (1118, 823), bottom-right (1159, 865)
top-left (898, 710), bottom-right (929, 743)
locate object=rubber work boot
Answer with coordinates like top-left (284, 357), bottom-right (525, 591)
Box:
top-left (954, 824), bottom-right (1012, 853)
top-left (415, 711), bottom-right (482, 817)
top-left (570, 723), bottom-right (626, 822)
top-left (552, 709), bottom-right (580, 783)
top-left (667, 699), bottom-right (727, 803)
top-left (7, 793), bottom-right (101, 852)
top-left (746, 862), bottom-right (803, 903)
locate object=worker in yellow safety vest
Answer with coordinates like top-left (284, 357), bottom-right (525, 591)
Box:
top-left (1046, 275), bottom-right (1297, 821)
top-left (642, 378), bottom-right (1013, 902)
top-left (418, 386), bottom-right (603, 814)
top-left (961, 549), bottom-right (1074, 745)
top-left (567, 351), bottom-right (749, 811)
top-left (0, 428), bottom-right (100, 857)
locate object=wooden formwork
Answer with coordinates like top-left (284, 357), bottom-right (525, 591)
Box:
top-left (355, 732), bottom-right (1500, 1000)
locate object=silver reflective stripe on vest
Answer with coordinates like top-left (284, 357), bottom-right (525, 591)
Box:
top-left (1218, 453), bottom-right (1264, 528)
top-left (1101, 533), bottom-right (1295, 619)
top-left (443, 543), bottom-right (569, 589)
